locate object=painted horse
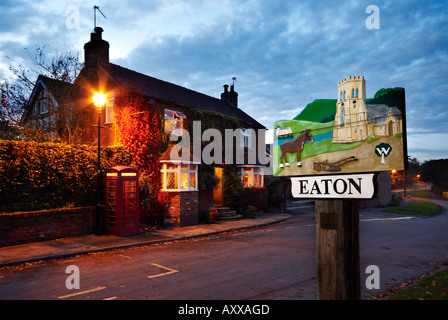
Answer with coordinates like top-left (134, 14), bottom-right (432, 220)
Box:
top-left (279, 129), bottom-right (313, 168)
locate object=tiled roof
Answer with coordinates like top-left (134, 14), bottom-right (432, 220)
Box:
top-left (97, 63), bottom-right (264, 128)
top-left (366, 104), bottom-right (402, 126)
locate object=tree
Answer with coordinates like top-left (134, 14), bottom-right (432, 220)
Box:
top-left (0, 45), bottom-right (83, 141)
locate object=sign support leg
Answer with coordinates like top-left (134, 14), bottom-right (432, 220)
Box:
top-left (315, 199), bottom-right (361, 300)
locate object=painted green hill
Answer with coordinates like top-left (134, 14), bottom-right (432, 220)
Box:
top-left (293, 99), bottom-right (336, 123)
top-left (292, 87), bottom-right (405, 122)
top-left (366, 87), bottom-right (405, 111)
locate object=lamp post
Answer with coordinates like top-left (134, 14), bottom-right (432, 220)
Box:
top-left (93, 92), bottom-right (106, 235)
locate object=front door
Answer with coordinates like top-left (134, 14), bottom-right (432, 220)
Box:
top-left (213, 167), bottom-right (224, 205)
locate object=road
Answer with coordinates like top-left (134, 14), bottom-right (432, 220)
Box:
top-left (0, 198), bottom-right (447, 300)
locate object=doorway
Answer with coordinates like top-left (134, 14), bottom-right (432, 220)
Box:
top-left (213, 167), bottom-right (224, 205)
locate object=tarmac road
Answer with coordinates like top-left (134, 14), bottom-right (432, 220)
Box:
top-left (0, 198), bottom-right (447, 300)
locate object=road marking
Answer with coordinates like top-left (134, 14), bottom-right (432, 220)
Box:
top-left (103, 296), bottom-right (117, 300)
top-left (57, 286), bottom-right (107, 299)
top-left (360, 217), bottom-right (417, 222)
top-left (147, 263), bottom-right (179, 279)
top-left (307, 216), bottom-right (417, 227)
top-left (119, 254), bottom-right (133, 259)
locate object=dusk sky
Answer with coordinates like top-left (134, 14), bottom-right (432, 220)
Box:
top-left (1, 0), bottom-right (447, 162)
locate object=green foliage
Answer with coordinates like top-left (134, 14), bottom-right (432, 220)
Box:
top-left (198, 164), bottom-right (220, 191)
top-left (382, 199), bottom-right (443, 216)
top-left (0, 140), bottom-right (131, 213)
top-left (366, 87), bottom-right (405, 111)
top-left (293, 99), bottom-right (336, 123)
top-left (222, 166), bottom-right (267, 214)
top-left (386, 268), bottom-right (448, 300)
top-left (421, 159), bottom-right (448, 190)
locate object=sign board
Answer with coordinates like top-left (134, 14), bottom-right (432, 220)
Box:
top-left (273, 76), bottom-right (407, 199)
top-left (291, 173), bottom-right (377, 199)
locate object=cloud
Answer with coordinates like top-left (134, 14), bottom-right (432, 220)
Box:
top-left (0, 0), bottom-right (447, 161)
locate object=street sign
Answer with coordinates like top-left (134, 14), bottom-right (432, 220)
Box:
top-left (291, 173), bottom-right (376, 199)
top-left (273, 76), bottom-right (407, 182)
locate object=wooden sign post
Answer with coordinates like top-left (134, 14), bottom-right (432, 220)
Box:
top-left (315, 199), bottom-right (360, 300)
top-left (273, 76), bottom-right (407, 300)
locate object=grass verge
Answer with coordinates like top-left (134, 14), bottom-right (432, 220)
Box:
top-left (406, 190), bottom-right (433, 198)
top-left (382, 199), bottom-right (443, 216)
top-left (386, 267), bottom-right (448, 300)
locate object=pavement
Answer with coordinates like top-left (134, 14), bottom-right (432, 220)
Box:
top-left (0, 213), bottom-right (292, 268)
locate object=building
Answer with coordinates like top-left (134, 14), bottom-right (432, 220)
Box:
top-left (22, 27), bottom-right (268, 228)
top-left (333, 76), bottom-right (403, 143)
top-left (21, 75), bottom-right (72, 140)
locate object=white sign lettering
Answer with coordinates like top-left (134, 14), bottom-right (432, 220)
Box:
top-left (291, 173), bottom-right (376, 199)
top-left (275, 126), bottom-right (293, 136)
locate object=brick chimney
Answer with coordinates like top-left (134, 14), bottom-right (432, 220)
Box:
top-left (221, 84), bottom-right (238, 107)
top-left (84, 27), bottom-right (109, 67)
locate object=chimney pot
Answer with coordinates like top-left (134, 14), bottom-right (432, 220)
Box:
top-left (220, 83), bottom-right (238, 108)
top-left (84, 26), bottom-right (109, 67)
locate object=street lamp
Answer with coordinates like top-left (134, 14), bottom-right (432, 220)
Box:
top-left (93, 92), bottom-right (106, 235)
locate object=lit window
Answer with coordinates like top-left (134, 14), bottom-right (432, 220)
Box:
top-left (164, 109), bottom-right (186, 134)
top-left (161, 162), bottom-right (198, 191)
top-left (240, 167), bottom-right (264, 188)
top-left (105, 97), bottom-right (115, 124)
top-left (240, 128), bottom-right (253, 148)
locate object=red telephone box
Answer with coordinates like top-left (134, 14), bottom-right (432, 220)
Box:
top-left (105, 166), bottom-right (139, 236)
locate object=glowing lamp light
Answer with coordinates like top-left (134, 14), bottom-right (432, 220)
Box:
top-left (93, 92), bottom-right (107, 110)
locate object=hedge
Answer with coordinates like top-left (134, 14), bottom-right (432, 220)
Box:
top-left (0, 140), bottom-right (131, 213)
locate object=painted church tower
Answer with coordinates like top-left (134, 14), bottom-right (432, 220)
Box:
top-left (332, 76), bottom-right (368, 143)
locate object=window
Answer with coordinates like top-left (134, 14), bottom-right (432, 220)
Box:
top-left (341, 108), bottom-right (345, 125)
top-left (351, 88), bottom-right (354, 98)
top-left (105, 97), bottom-right (115, 124)
top-left (35, 99), bottom-right (48, 115)
top-left (160, 162), bottom-right (198, 191)
top-left (356, 88), bottom-right (359, 98)
top-left (40, 99), bottom-right (48, 114)
top-left (240, 128), bottom-right (253, 148)
top-left (340, 91), bottom-right (343, 101)
top-left (240, 167), bottom-right (264, 188)
top-left (343, 91), bottom-right (346, 100)
top-left (164, 109), bottom-right (186, 134)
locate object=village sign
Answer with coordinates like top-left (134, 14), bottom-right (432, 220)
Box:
top-left (273, 76), bottom-right (407, 199)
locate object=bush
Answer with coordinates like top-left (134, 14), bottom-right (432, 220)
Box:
top-left (0, 140), bottom-right (131, 213)
top-left (222, 166), bottom-right (268, 214)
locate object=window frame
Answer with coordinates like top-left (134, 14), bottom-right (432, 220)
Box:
top-left (160, 161), bottom-right (199, 191)
top-left (105, 97), bottom-right (115, 124)
top-left (164, 108), bottom-right (186, 135)
top-left (239, 166), bottom-right (264, 188)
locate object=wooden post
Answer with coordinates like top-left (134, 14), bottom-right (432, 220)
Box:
top-left (315, 199), bottom-right (360, 300)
